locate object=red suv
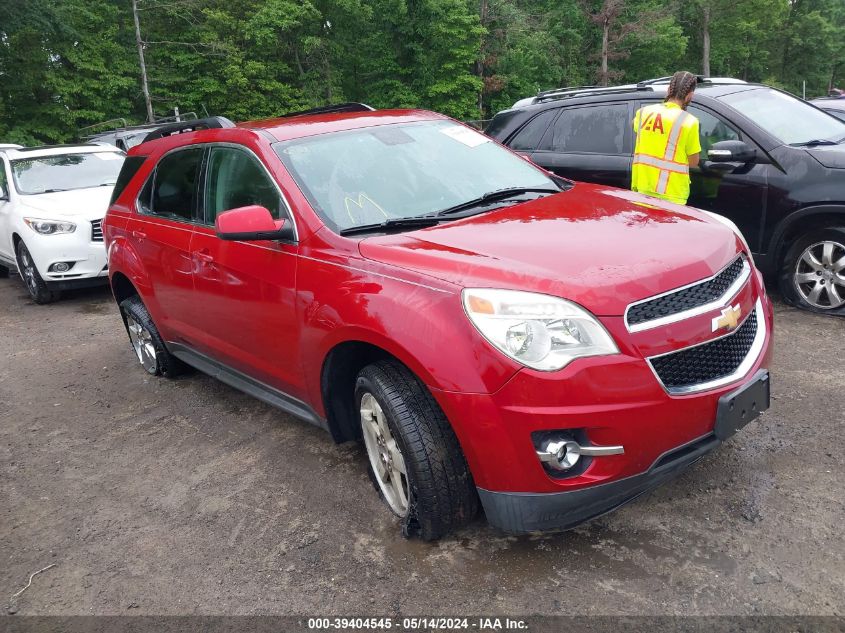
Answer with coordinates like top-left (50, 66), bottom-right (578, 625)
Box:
top-left (104, 105), bottom-right (773, 540)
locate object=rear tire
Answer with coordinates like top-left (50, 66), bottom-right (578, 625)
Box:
top-left (779, 227), bottom-right (845, 315)
top-left (119, 295), bottom-right (187, 377)
top-left (15, 240), bottom-right (60, 304)
top-left (355, 359), bottom-right (479, 541)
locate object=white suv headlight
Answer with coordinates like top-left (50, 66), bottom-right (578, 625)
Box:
top-left (23, 218), bottom-right (76, 235)
top-left (462, 288), bottom-right (619, 371)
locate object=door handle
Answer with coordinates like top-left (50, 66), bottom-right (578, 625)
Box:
top-left (195, 250), bottom-right (214, 264)
top-left (131, 230), bottom-right (146, 240)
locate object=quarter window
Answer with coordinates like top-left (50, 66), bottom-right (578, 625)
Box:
top-left (204, 147), bottom-right (283, 223)
top-left (549, 104), bottom-right (628, 154)
top-left (145, 148), bottom-right (203, 221)
top-left (688, 106), bottom-right (740, 156)
top-left (0, 160), bottom-right (8, 199)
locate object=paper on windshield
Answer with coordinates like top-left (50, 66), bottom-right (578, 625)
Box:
top-left (440, 125), bottom-right (490, 148)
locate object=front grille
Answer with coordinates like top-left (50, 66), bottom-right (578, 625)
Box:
top-left (649, 309), bottom-right (758, 392)
top-left (91, 219), bottom-right (104, 242)
top-left (627, 256), bottom-right (746, 327)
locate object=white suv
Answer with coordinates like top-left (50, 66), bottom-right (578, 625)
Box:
top-left (0, 144), bottom-right (125, 303)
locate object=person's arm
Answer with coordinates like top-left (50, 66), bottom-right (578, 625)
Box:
top-left (688, 152), bottom-right (700, 168)
top-left (685, 118), bottom-right (702, 169)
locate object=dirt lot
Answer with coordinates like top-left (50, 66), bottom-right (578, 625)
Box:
top-left (1, 275), bottom-right (843, 617)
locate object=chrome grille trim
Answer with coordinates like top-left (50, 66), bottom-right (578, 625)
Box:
top-left (646, 298), bottom-right (766, 395)
top-left (625, 255), bottom-right (750, 333)
top-left (91, 219), bottom-right (104, 242)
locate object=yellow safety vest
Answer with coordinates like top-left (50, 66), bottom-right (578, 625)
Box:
top-left (632, 102), bottom-right (701, 205)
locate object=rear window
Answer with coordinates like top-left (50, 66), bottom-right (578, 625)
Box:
top-left (109, 155), bottom-right (147, 205)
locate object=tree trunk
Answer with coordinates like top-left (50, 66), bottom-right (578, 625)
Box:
top-left (477, 0), bottom-right (489, 116)
top-left (131, 0), bottom-right (154, 123)
top-left (600, 18), bottom-right (609, 86)
top-left (702, 4), bottom-right (711, 77)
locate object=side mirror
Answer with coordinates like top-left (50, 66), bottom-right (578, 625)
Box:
top-left (707, 140), bottom-right (755, 164)
top-left (214, 205), bottom-right (295, 242)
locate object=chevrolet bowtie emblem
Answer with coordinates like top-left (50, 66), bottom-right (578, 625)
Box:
top-left (712, 304), bottom-right (742, 332)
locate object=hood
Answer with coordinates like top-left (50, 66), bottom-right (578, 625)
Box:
top-left (806, 144), bottom-right (845, 169)
top-left (18, 187), bottom-right (114, 221)
top-left (358, 183), bottom-right (742, 316)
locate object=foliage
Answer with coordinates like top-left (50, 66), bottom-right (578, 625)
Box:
top-left (0, 0), bottom-right (843, 142)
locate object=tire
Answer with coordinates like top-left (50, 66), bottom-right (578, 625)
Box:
top-left (15, 240), bottom-right (60, 304)
top-left (119, 295), bottom-right (187, 377)
top-left (779, 227), bottom-right (845, 315)
top-left (355, 359), bottom-right (479, 541)
top-left (0, 264), bottom-right (9, 278)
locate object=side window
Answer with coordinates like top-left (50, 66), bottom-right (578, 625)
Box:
top-left (0, 160), bottom-right (8, 199)
top-left (509, 109), bottom-right (557, 151)
top-left (146, 147), bottom-right (203, 222)
top-left (204, 147), bottom-right (284, 223)
top-left (688, 106), bottom-right (740, 156)
top-left (549, 104), bottom-right (628, 155)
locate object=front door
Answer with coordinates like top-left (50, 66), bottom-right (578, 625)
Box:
top-left (189, 145), bottom-right (303, 399)
top-left (130, 146), bottom-right (203, 342)
top-left (685, 104), bottom-right (771, 253)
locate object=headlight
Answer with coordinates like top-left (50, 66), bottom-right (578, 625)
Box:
top-left (462, 289), bottom-right (619, 371)
top-left (23, 218), bottom-right (76, 235)
top-left (700, 211), bottom-right (754, 264)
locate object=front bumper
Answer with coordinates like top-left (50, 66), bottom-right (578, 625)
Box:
top-left (478, 432), bottom-right (719, 533)
top-left (18, 221), bottom-right (108, 285)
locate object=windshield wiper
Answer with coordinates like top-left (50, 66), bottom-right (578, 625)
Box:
top-left (793, 139), bottom-right (839, 147)
top-left (338, 216), bottom-right (445, 236)
top-left (434, 186), bottom-right (561, 217)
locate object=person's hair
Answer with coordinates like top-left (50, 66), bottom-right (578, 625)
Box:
top-left (665, 71), bottom-right (697, 102)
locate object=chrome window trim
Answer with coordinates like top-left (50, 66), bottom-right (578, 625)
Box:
top-left (625, 255), bottom-right (750, 333)
top-left (646, 298), bottom-right (766, 395)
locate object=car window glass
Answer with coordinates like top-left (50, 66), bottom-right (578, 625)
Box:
top-left (204, 147), bottom-right (283, 223)
top-left (509, 110), bottom-right (557, 151)
top-left (688, 106), bottom-right (740, 156)
top-left (550, 104), bottom-right (627, 154)
top-left (0, 161), bottom-right (8, 198)
top-left (149, 148), bottom-right (203, 221)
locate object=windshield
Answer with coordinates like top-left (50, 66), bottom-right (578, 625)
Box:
top-left (11, 151), bottom-right (125, 195)
top-left (720, 88), bottom-right (845, 145)
top-left (275, 120), bottom-right (557, 232)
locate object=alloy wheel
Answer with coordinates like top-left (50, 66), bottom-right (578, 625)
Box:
top-left (794, 240), bottom-right (845, 310)
top-left (360, 392), bottom-right (409, 517)
top-left (125, 315), bottom-right (158, 374)
top-left (18, 246), bottom-right (39, 296)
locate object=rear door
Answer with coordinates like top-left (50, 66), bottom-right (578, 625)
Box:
top-left (528, 102), bottom-right (634, 189)
top-left (130, 146), bottom-right (204, 341)
top-left (189, 145), bottom-right (304, 399)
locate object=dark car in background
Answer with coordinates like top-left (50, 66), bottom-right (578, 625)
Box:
top-left (487, 78), bottom-right (845, 315)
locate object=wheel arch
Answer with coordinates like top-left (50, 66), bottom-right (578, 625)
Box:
top-left (770, 204), bottom-right (845, 270)
top-left (110, 271), bottom-right (139, 306)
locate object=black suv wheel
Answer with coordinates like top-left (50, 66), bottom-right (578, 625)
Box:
top-left (780, 227), bottom-right (845, 315)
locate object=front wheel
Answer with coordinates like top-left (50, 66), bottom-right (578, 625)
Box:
top-left (779, 227), bottom-right (845, 315)
top-left (355, 360), bottom-right (479, 540)
top-left (15, 241), bottom-right (60, 304)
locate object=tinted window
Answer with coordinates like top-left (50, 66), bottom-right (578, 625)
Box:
top-left (509, 110), bottom-right (557, 151)
top-left (109, 155), bottom-right (146, 205)
top-left (204, 147), bottom-right (283, 223)
top-left (826, 109), bottom-right (845, 122)
top-left (148, 148), bottom-right (203, 221)
top-left (688, 106), bottom-right (740, 156)
top-left (550, 104), bottom-right (628, 154)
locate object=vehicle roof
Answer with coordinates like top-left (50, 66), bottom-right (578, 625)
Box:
top-left (238, 109), bottom-right (450, 142)
top-left (0, 144), bottom-right (125, 160)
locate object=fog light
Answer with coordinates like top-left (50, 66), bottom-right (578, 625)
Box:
top-left (49, 262), bottom-right (73, 273)
top-left (536, 437), bottom-right (625, 472)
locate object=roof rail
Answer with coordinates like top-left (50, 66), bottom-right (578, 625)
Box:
top-left (15, 144), bottom-right (100, 152)
top-left (536, 85), bottom-right (598, 98)
top-left (636, 75), bottom-right (747, 88)
top-left (141, 116), bottom-right (236, 144)
top-left (282, 102), bottom-right (376, 118)
top-left (78, 118), bottom-right (129, 134)
top-left (534, 84), bottom-right (652, 104)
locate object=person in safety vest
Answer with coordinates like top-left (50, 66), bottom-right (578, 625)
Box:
top-left (632, 71), bottom-right (701, 205)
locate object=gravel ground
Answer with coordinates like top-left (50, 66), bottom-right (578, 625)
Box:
top-left (1, 275), bottom-right (843, 617)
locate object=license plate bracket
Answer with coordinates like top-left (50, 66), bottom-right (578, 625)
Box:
top-left (714, 370), bottom-right (770, 441)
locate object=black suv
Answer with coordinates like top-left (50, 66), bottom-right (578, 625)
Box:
top-left (486, 78), bottom-right (845, 315)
